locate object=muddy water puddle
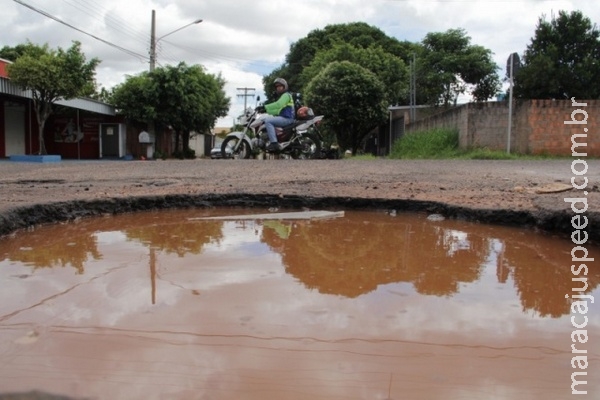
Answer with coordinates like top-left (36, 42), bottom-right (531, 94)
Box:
top-left (0, 208), bottom-right (599, 400)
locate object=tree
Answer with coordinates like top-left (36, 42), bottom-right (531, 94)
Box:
top-left (152, 63), bottom-right (229, 157)
top-left (89, 86), bottom-right (112, 103)
top-left (299, 43), bottom-right (408, 106)
top-left (515, 10), bottom-right (600, 99)
top-left (305, 61), bottom-right (387, 155)
top-left (111, 62), bottom-right (230, 157)
top-left (110, 73), bottom-right (157, 122)
top-left (6, 41), bottom-right (99, 155)
top-left (0, 44), bottom-right (31, 61)
top-left (263, 22), bottom-right (415, 99)
top-left (418, 28), bottom-right (500, 106)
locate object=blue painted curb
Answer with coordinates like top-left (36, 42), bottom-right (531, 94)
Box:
top-left (9, 155), bottom-right (62, 163)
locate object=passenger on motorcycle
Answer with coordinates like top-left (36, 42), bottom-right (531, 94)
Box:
top-left (257, 78), bottom-right (295, 152)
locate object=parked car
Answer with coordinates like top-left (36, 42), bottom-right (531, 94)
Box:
top-left (210, 139), bottom-right (230, 159)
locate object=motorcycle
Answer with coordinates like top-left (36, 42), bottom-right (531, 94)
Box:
top-left (221, 102), bottom-right (324, 160)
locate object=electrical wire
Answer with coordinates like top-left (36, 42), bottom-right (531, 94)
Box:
top-left (14, 0), bottom-right (291, 69)
top-left (62, 0), bottom-right (150, 46)
top-left (13, 0), bottom-right (148, 61)
top-left (161, 39), bottom-right (282, 68)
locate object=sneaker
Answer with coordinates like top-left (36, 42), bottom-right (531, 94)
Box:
top-left (266, 142), bottom-right (281, 152)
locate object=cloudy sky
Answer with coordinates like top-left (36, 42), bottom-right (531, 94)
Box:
top-left (3, 0), bottom-right (598, 126)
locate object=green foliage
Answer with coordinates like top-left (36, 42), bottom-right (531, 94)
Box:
top-left (262, 22), bottom-right (500, 155)
top-left (515, 10), bottom-right (600, 99)
top-left (111, 73), bottom-right (157, 121)
top-left (153, 149), bottom-right (168, 160)
top-left (389, 129), bottom-right (548, 159)
top-left (7, 41), bottom-right (99, 101)
top-left (458, 148), bottom-right (519, 160)
top-left (172, 148), bottom-right (196, 159)
top-left (0, 44), bottom-right (33, 61)
top-left (263, 22), bottom-right (416, 98)
top-left (390, 128), bottom-right (460, 159)
top-left (112, 62), bottom-right (230, 156)
top-left (89, 86), bottom-right (112, 103)
top-left (152, 63), bottom-right (229, 134)
top-left (418, 28), bottom-right (501, 106)
top-left (305, 61), bottom-right (387, 155)
top-left (6, 41), bottom-right (100, 154)
top-left (299, 43), bottom-right (408, 106)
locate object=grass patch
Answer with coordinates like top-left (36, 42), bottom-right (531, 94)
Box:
top-left (390, 128), bottom-right (460, 159)
top-left (389, 128), bottom-right (569, 160)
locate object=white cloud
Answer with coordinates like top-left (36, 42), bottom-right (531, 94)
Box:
top-left (3, 0), bottom-right (598, 126)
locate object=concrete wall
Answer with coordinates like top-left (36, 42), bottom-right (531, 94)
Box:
top-left (405, 99), bottom-right (599, 156)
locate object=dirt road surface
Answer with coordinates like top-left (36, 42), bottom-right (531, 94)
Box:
top-left (0, 158), bottom-right (598, 243)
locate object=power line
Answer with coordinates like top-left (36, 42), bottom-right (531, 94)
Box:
top-left (237, 87), bottom-right (256, 111)
top-left (13, 0), bottom-right (286, 71)
top-left (163, 39), bottom-right (283, 68)
top-left (63, 0), bottom-right (150, 46)
top-left (13, 0), bottom-right (148, 61)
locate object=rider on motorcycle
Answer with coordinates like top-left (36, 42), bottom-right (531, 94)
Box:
top-left (257, 78), bottom-right (295, 152)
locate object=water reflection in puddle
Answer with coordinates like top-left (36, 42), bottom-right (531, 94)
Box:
top-left (0, 209), bottom-right (598, 400)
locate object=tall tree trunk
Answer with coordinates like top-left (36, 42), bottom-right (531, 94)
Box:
top-left (182, 131), bottom-right (190, 156)
top-left (33, 100), bottom-right (52, 155)
top-left (174, 130), bottom-right (181, 156)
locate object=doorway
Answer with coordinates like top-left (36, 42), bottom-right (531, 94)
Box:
top-left (4, 101), bottom-right (26, 156)
top-left (100, 123), bottom-right (124, 158)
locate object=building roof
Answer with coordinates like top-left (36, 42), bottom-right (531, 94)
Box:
top-left (1, 77), bottom-right (116, 116)
top-left (0, 57), bottom-right (115, 116)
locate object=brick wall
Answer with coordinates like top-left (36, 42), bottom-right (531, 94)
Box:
top-left (527, 99), bottom-right (599, 156)
top-left (405, 99), bottom-right (599, 156)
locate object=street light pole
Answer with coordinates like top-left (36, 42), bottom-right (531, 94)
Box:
top-left (150, 10), bottom-right (156, 71)
top-left (146, 10), bottom-right (202, 159)
top-left (149, 9), bottom-right (202, 71)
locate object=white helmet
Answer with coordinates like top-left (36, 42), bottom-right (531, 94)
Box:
top-left (274, 78), bottom-right (288, 91)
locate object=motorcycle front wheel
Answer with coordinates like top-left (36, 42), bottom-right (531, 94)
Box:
top-left (291, 133), bottom-right (321, 159)
top-left (221, 137), bottom-right (251, 159)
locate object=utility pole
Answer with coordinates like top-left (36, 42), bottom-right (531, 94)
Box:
top-left (506, 52), bottom-right (520, 154)
top-left (149, 10), bottom-right (202, 72)
top-left (237, 87), bottom-right (256, 111)
top-left (507, 54), bottom-right (514, 154)
top-left (146, 10), bottom-right (203, 158)
top-left (150, 10), bottom-right (157, 71)
top-left (409, 53), bottom-right (416, 122)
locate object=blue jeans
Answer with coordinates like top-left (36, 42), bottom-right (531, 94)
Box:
top-left (264, 116), bottom-right (294, 143)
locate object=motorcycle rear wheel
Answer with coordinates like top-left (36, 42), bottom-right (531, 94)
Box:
top-left (221, 137), bottom-right (251, 159)
top-left (291, 133), bottom-right (321, 159)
